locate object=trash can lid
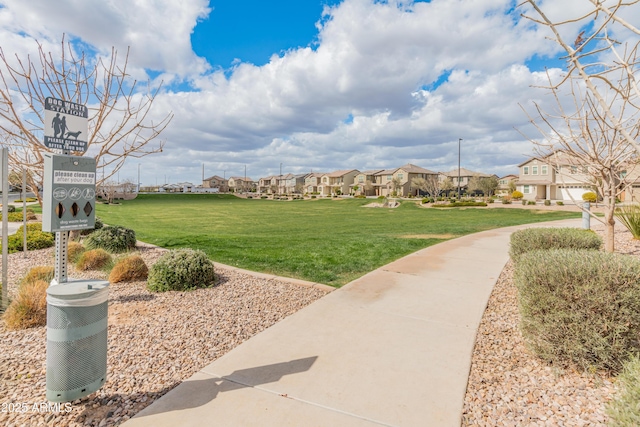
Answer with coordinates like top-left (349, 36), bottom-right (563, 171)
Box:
top-left (46, 279), bottom-right (109, 299)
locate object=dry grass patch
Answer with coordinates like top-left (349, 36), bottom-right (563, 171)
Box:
top-left (75, 248), bottom-right (112, 271)
top-left (109, 254), bottom-right (148, 283)
top-left (3, 279), bottom-right (48, 330)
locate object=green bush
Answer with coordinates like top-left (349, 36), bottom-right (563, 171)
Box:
top-left (147, 249), bottom-right (215, 292)
top-left (81, 216), bottom-right (104, 235)
top-left (6, 205), bottom-right (16, 213)
top-left (544, 199), bottom-right (551, 206)
top-left (514, 249), bottom-right (640, 372)
top-left (501, 198), bottom-right (512, 204)
top-left (521, 199), bottom-right (527, 205)
top-left (616, 204), bottom-right (640, 239)
top-left (527, 200), bottom-right (536, 205)
top-left (509, 227), bottom-right (601, 262)
top-left (582, 191), bottom-right (598, 203)
top-left (512, 190), bottom-right (524, 200)
top-left (1, 230), bottom-right (55, 253)
top-left (606, 355), bottom-right (640, 426)
top-left (84, 225), bottom-right (136, 253)
top-left (556, 201), bottom-right (564, 206)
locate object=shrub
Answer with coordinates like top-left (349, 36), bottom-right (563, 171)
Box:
top-left (431, 201), bottom-right (487, 208)
top-left (556, 201), bottom-right (564, 206)
top-left (75, 248), bottom-right (112, 271)
top-left (501, 198), bottom-right (512, 204)
top-left (109, 254), bottom-right (148, 283)
top-left (521, 199), bottom-right (527, 205)
top-left (147, 249), bottom-right (215, 292)
top-left (615, 204), bottom-right (640, 239)
top-left (311, 195), bottom-right (316, 199)
top-left (6, 205), bottom-right (16, 213)
top-left (81, 216), bottom-right (104, 235)
top-left (511, 190), bottom-right (524, 200)
top-left (84, 225), bottom-right (136, 253)
top-left (2, 230), bottom-right (55, 253)
top-left (260, 195), bottom-right (268, 199)
top-left (20, 266), bottom-right (54, 285)
top-left (3, 279), bottom-right (48, 330)
top-left (509, 227), bottom-right (601, 262)
top-left (26, 197), bottom-right (37, 202)
top-left (487, 198), bottom-right (494, 203)
top-left (514, 249), bottom-right (640, 372)
top-left (582, 191), bottom-right (598, 203)
top-left (67, 241), bottom-right (86, 263)
top-left (16, 222), bottom-right (51, 235)
top-left (544, 199), bottom-right (551, 206)
top-left (606, 355), bottom-right (640, 425)
top-left (527, 200), bottom-right (536, 205)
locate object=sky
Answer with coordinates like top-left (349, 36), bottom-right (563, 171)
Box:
top-left (0, 0), bottom-right (635, 186)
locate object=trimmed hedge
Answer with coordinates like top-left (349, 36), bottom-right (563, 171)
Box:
top-left (509, 227), bottom-right (601, 262)
top-left (147, 249), bottom-right (215, 292)
top-left (431, 201), bottom-right (487, 208)
top-left (514, 249), bottom-right (640, 372)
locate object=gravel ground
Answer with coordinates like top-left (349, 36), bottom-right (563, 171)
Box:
top-left (462, 223), bottom-right (640, 426)
top-left (0, 244), bottom-right (329, 427)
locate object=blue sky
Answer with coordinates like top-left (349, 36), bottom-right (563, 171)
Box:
top-left (0, 0), bottom-right (621, 186)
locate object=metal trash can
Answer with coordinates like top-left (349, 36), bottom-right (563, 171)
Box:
top-left (46, 279), bottom-right (109, 402)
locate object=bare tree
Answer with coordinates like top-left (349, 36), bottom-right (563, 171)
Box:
top-left (521, 0), bottom-right (640, 252)
top-left (467, 175), bottom-right (482, 197)
top-left (364, 179), bottom-right (374, 196)
top-left (0, 36), bottom-right (172, 205)
top-left (440, 176), bottom-right (454, 196)
top-left (97, 180), bottom-right (119, 204)
top-left (478, 176), bottom-right (499, 201)
top-left (412, 175), bottom-right (442, 199)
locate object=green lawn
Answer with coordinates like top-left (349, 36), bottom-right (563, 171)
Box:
top-left (95, 194), bottom-right (580, 286)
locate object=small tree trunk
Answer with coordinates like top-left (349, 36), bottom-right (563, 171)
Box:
top-left (603, 207), bottom-right (616, 253)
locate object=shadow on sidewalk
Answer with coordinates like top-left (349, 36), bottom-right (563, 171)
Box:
top-left (134, 356), bottom-right (318, 418)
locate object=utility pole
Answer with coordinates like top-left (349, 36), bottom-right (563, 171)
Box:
top-left (280, 163), bottom-right (282, 194)
top-left (458, 138), bottom-right (462, 199)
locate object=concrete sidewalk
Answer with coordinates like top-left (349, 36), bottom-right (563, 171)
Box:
top-left (123, 218), bottom-right (582, 427)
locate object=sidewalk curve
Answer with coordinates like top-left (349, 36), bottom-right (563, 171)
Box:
top-left (123, 218), bottom-right (582, 427)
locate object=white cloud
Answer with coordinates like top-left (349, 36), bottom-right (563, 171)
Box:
top-left (1, 0), bottom-right (597, 185)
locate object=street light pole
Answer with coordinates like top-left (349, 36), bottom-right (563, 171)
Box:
top-left (280, 163), bottom-right (282, 195)
top-left (458, 138), bottom-right (462, 199)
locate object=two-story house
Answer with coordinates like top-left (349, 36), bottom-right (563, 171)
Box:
top-left (228, 176), bottom-right (255, 193)
top-left (517, 153), bottom-right (592, 201)
top-left (440, 168), bottom-right (491, 195)
top-left (351, 170), bottom-right (383, 196)
top-left (304, 172), bottom-right (325, 194)
top-left (202, 175), bottom-right (228, 192)
top-left (284, 173), bottom-right (308, 193)
top-left (496, 174), bottom-right (518, 196)
top-left (318, 170), bottom-right (359, 196)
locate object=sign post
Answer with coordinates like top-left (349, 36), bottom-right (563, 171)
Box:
top-left (1, 148), bottom-right (8, 312)
top-left (43, 98), bottom-right (90, 285)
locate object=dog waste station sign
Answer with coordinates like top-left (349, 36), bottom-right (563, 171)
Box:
top-left (43, 154), bottom-right (96, 232)
top-left (43, 97), bottom-right (89, 153)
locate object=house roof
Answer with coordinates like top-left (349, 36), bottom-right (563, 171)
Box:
top-left (499, 174), bottom-right (518, 180)
top-left (374, 168), bottom-right (398, 176)
top-left (204, 175), bottom-right (225, 181)
top-left (441, 168), bottom-right (490, 177)
top-left (358, 169), bottom-right (384, 175)
top-left (397, 163), bottom-right (437, 174)
top-left (325, 169), bottom-right (359, 177)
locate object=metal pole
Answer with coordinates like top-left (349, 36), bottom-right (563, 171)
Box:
top-left (458, 138), bottom-right (462, 199)
top-left (53, 148), bottom-right (70, 286)
top-left (2, 148), bottom-right (8, 311)
top-left (138, 163), bottom-right (141, 193)
top-left (280, 163), bottom-right (282, 194)
top-left (22, 168), bottom-right (27, 256)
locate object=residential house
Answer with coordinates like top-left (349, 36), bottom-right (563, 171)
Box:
top-left (227, 176), bottom-right (255, 193)
top-left (373, 169), bottom-right (398, 197)
top-left (351, 170), bottom-right (383, 196)
top-left (516, 153), bottom-right (592, 201)
top-left (284, 173), bottom-right (308, 193)
top-left (318, 170), bottom-right (359, 196)
top-left (395, 163), bottom-right (439, 196)
top-left (440, 168), bottom-right (491, 196)
top-left (202, 175), bottom-right (228, 192)
top-left (304, 173), bottom-right (325, 194)
top-left (258, 176), bottom-right (277, 194)
top-left (496, 174), bottom-right (518, 196)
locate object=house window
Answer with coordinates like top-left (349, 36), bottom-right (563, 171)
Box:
top-left (532, 166), bottom-right (538, 175)
top-left (523, 166), bottom-right (529, 175)
top-left (386, 175), bottom-right (392, 181)
top-left (323, 177), bottom-right (328, 183)
top-left (570, 166), bottom-right (577, 174)
top-left (397, 174), bottom-right (403, 180)
top-left (541, 165), bottom-right (548, 175)
top-left (358, 176), bottom-right (364, 183)
top-left (523, 185), bottom-right (530, 194)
